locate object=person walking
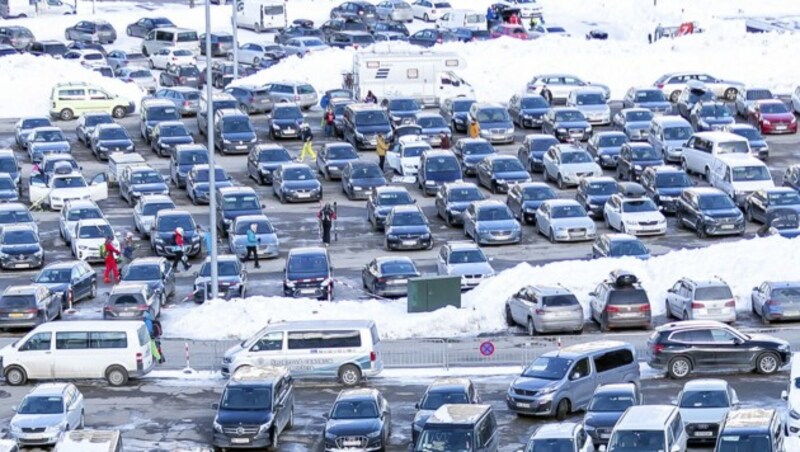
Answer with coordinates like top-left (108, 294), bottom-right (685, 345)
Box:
top-left (317, 203), bottom-right (336, 246)
top-left (299, 123), bottom-right (317, 162)
top-left (468, 119), bottom-right (480, 138)
top-left (364, 90), bottom-right (377, 104)
top-left (376, 132), bottom-right (388, 172)
top-left (122, 232), bottom-right (135, 261)
top-left (245, 223), bottom-right (261, 268)
top-left (439, 132), bottom-right (451, 150)
top-left (509, 12), bottom-right (520, 25)
top-left (486, 6), bottom-right (497, 30)
top-left (102, 235), bottom-right (120, 284)
top-left (143, 310), bottom-right (164, 364)
top-left (171, 227), bottom-right (192, 272)
top-left (323, 107), bottom-right (335, 138)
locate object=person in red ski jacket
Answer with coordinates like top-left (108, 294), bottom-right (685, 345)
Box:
top-left (103, 236), bottom-right (120, 283)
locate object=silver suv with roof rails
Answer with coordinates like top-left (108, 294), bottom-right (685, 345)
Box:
top-left (589, 270), bottom-right (652, 332)
top-left (665, 277), bottom-right (736, 323)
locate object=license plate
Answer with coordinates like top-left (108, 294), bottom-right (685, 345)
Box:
top-left (777, 125), bottom-right (787, 130)
top-left (695, 431), bottom-right (713, 437)
top-left (235, 146), bottom-right (246, 150)
top-left (285, 128), bottom-right (295, 134)
top-left (120, 312), bottom-right (136, 317)
top-left (231, 438), bottom-right (249, 444)
top-left (515, 402), bottom-right (531, 408)
top-left (721, 224), bottom-right (735, 230)
top-left (14, 263), bottom-right (31, 269)
top-left (300, 289), bottom-right (317, 295)
top-left (8, 313), bottom-right (24, 318)
top-left (402, 240), bottom-right (417, 246)
top-left (708, 308), bottom-right (721, 315)
top-left (343, 441), bottom-right (360, 447)
top-left (390, 279), bottom-right (407, 285)
top-left (601, 434), bottom-right (611, 439)
top-left (617, 312), bottom-right (637, 318)
top-left (296, 193), bottom-right (311, 198)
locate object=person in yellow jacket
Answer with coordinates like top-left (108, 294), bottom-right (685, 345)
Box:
top-left (298, 123), bottom-right (316, 162)
top-left (468, 120), bottom-right (480, 138)
top-left (376, 132), bottom-right (388, 171)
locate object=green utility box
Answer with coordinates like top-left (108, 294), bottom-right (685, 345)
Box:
top-left (407, 275), bottom-right (462, 313)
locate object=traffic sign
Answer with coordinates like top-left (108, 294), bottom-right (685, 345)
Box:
top-left (479, 340), bottom-right (495, 357)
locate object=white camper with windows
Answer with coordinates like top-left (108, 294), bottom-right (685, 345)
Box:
top-left (235, 0), bottom-right (288, 33)
top-left (348, 50), bottom-right (475, 107)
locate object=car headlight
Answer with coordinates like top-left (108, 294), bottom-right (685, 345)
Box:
top-left (522, 114), bottom-right (531, 119)
top-left (285, 280), bottom-right (296, 288)
top-left (126, 144), bottom-right (134, 151)
top-left (355, 131), bottom-right (364, 139)
top-left (702, 215), bottom-right (717, 223)
top-left (98, 146), bottom-right (108, 151)
top-left (10, 424), bottom-right (21, 434)
top-left (538, 386), bottom-right (556, 396)
top-left (658, 218), bottom-right (667, 224)
top-left (155, 238), bottom-right (165, 244)
top-left (34, 250), bottom-right (43, 257)
top-left (223, 139), bottom-right (232, 144)
top-left (387, 234), bottom-right (398, 240)
top-left (366, 430), bottom-right (382, 438)
top-left (325, 431), bottom-right (337, 440)
top-left (391, 115), bottom-right (400, 122)
top-left (495, 179), bottom-right (506, 184)
top-left (131, 191), bottom-right (142, 197)
top-left (78, 245), bottom-right (89, 250)
top-left (272, 124), bottom-right (280, 129)
top-left (420, 233), bottom-right (431, 239)
top-left (249, 137), bottom-right (257, 143)
top-left (506, 127), bottom-right (514, 134)
top-left (213, 420), bottom-right (223, 433)
top-left (257, 421), bottom-right (273, 433)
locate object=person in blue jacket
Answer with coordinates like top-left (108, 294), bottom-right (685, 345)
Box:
top-left (486, 6), bottom-right (497, 30)
top-left (245, 223), bottom-right (260, 268)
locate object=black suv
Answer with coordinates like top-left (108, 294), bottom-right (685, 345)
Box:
top-left (615, 142), bottom-right (663, 182)
top-left (646, 320), bottom-right (790, 379)
top-left (212, 366), bottom-right (295, 450)
top-left (169, 144), bottom-right (209, 188)
top-left (323, 388), bottom-right (391, 452)
top-left (676, 187), bottom-right (745, 237)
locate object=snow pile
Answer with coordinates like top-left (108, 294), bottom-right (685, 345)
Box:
top-left (0, 54), bottom-right (144, 118)
top-left (164, 236), bottom-right (800, 341)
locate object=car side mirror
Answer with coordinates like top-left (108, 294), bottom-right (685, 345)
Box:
top-left (414, 402), bottom-right (419, 409)
top-left (275, 402), bottom-right (285, 409)
top-left (671, 445), bottom-right (680, 452)
top-left (261, 204), bottom-right (266, 209)
top-left (211, 403), bottom-right (219, 410)
top-left (322, 413), bottom-right (329, 419)
top-left (733, 337), bottom-right (743, 345)
top-left (589, 291), bottom-right (597, 296)
top-left (752, 286), bottom-right (758, 291)
top-left (667, 288), bottom-right (675, 293)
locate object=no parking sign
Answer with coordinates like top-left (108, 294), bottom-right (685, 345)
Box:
top-left (479, 340), bottom-right (495, 357)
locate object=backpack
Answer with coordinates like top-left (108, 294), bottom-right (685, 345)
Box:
top-left (99, 243), bottom-right (107, 258)
top-left (152, 320), bottom-right (163, 338)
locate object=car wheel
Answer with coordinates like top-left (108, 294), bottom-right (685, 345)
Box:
top-left (424, 13), bottom-right (430, 21)
top-left (59, 108), bottom-right (75, 121)
top-left (190, 191), bottom-right (198, 205)
top-left (79, 411), bottom-right (85, 429)
top-left (338, 364), bottom-right (362, 386)
top-left (755, 353), bottom-right (780, 374)
top-left (724, 88), bottom-right (738, 101)
top-left (667, 356), bottom-right (692, 379)
top-left (556, 175), bottom-right (565, 190)
top-left (670, 90), bottom-right (681, 103)
top-left (90, 282), bottom-right (97, 299)
top-left (704, 166), bottom-right (711, 181)
top-left (105, 365), bottom-right (129, 386)
top-left (504, 305), bottom-right (515, 326)
top-left (554, 399), bottom-right (570, 421)
top-left (745, 206), bottom-right (754, 222)
top-left (3, 366), bottom-right (27, 386)
top-left (548, 228), bottom-right (556, 244)
top-left (526, 317), bottom-right (537, 336)
top-left (149, 59), bottom-right (155, 69)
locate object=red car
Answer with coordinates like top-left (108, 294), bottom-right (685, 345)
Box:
top-left (490, 24), bottom-right (530, 40)
top-left (749, 99), bottom-right (797, 134)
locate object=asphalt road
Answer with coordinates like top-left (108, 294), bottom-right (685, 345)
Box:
top-left (0, 370), bottom-right (789, 451)
top-left (0, 94), bottom-right (799, 337)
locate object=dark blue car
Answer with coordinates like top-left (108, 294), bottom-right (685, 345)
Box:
top-left (586, 131), bottom-right (628, 168)
top-left (440, 97), bottom-right (476, 133)
top-left (517, 134), bottom-right (559, 173)
top-left (316, 142), bottom-right (359, 180)
top-left (434, 182), bottom-right (485, 226)
top-left (247, 144), bottom-right (293, 185)
top-left (508, 94), bottom-right (549, 129)
top-left (640, 166), bottom-right (693, 213)
top-left (476, 154), bottom-right (530, 194)
top-left (576, 176), bottom-right (619, 218)
top-left (387, 97), bottom-right (421, 126)
top-left (506, 182), bottom-right (557, 225)
top-left (32, 260), bottom-right (97, 307)
top-left (169, 144), bottom-right (209, 188)
top-left (283, 247), bottom-right (332, 299)
top-left (384, 205), bottom-right (433, 251)
top-left (216, 186), bottom-right (265, 235)
top-left (342, 161), bottom-right (387, 200)
top-left (592, 234), bottom-right (651, 259)
top-left (453, 138), bottom-right (496, 176)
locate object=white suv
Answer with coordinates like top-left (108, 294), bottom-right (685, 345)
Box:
top-left (71, 218), bottom-right (119, 263)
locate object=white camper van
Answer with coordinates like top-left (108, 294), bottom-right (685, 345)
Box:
top-left (348, 51), bottom-right (474, 107)
top-left (236, 0), bottom-right (288, 33)
top-left (0, 0), bottom-right (75, 18)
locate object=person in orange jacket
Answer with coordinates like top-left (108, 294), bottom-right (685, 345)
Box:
top-left (468, 120), bottom-right (480, 138)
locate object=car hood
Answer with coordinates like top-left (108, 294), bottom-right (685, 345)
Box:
top-left (656, 187), bottom-right (688, 197)
top-left (521, 107), bottom-right (549, 116)
top-left (761, 113), bottom-right (794, 122)
top-left (387, 225), bottom-right (429, 235)
top-left (159, 136), bottom-right (193, 145)
top-left (259, 161), bottom-right (292, 171)
top-left (215, 409), bottom-right (273, 426)
top-left (632, 159), bottom-right (663, 168)
top-left (35, 282), bottom-right (69, 293)
top-left (11, 413), bottom-right (65, 429)
top-left (222, 208), bottom-right (263, 220)
top-left (747, 333), bottom-right (788, 347)
top-left (679, 407), bottom-right (730, 425)
top-left (494, 170), bottom-right (530, 181)
top-left (325, 418), bottom-right (382, 437)
top-left (413, 410), bottom-right (435, 428)
top-left (0, 243), bottom-right (41, 254)
top-left (512, 375), bottom-right (560, 392)
top-left (701, 116), bottom-right (735, 125)
top-left (552, 216), bottom-right (595, 229)
top-left (283, 179), bottom-right (321, 190)
top-left (561, 162), bottom-right (601, 174)
top-left (325, 158), bottom-right (359, 167)
top-left (576, 104), bottom-right (609, 114)
top-left (98, 138), bottom-right (133, 147)
top-left (635, 101), bottom-right (672, 110)
top-left (221, 132), bottom-right (256, 141)
top-left (232, 232), bottom-right (278, 246)
top-left (478, 120), bottom-right (512, 129)
top-left (350, 177), bottom-right (386, 188)
top-left (477, 219), bottom-right (519, 230)
top-left (586, 194), bottom-right (613, 205)
top-left (30, 142), bottom-right (70, 151)
top-left (447, 262), bottom-right (493, 276)
top-left (273, 118), bottom-right (304, 127)
top-left (555, 120), bottom-right (590, 128)
top-left (584, 411), bottom-right (625, 428)
top-left (704, 208), bottom-right (742, 219)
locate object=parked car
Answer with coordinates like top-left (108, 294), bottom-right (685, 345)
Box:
top-left (542, 107), bottom-right (592, 142)
top-left (272, 163), bottom-right (322, 204)
top-left (384, 205), bottom-right (433, 250)
top-left (655, 71), bottom-right (744, 103)
top-left (387, 137), bottom-right (430, 176)
top-left (616, 142), bottom-right (664, 182)
top-left (342, 161), bottom-right (387, 200)
top-left (119, 165), bottom-right (169, 207)
top-left (640, 165), bottom-right (693, 213)
top-left (411, 378), bottom-right (479, 445)
top-left (65, 20), bottom-right (116, 44)
top-left (735, 87), bottom-right (773, 117)
top-left (154, 86), bottom-right (200, 116)
top-left (542, 144), bottom-right (602, 189)
top-left (752, 281), bottom-right (800, 325)
top-left (0, 285), bottom-right (60, 328)
top-left (452, 138), bottom-right (495, 175)
top-left (26, 127), bottom-right (70, 164)
top-left (361, 257), bottom-right (419, 297)
top-left (246, 144), bottom-right (293, 185)
top-left (436, 241), bottom-right (494, 290)
top-left (476, 154), bottom-right (530, 194)
top-left (133, 195), bottom-right (175, 237)
top-left (25, 40), bottom-right (68, 58)
top-left (690, 101), bottom-right (735, 132)
top-left (566, 88), bottom-right (610, 125)
top-left (677, 81), bottom-right (716, 119)
top-left (0, 225), bottom-right (44, 270)
top-left (506, 182), bottom-right (556, 224)
top-left (116, 67), bottom-right (157, 94)
top-left (523, 423), bottom-right (593, 452)
top-left (744, 187), bottom-right (800, 224)
top-left (169, 144), bottom-right (209, 188)
top-left (0, 25), bottom-right (34, 50)
top-left (148, 47), bottom-right (195, 70)
top-left (263, 80), bottom-right (318, 110)
top-left (322, 388), bottom-right (391, 452)
top-left (268, 103), bottom-right (307, 140)
top-left (186, 165), bottom-right (233, 205)
top-left (75, 112), bottom-right (114, 145)
top-left (505, 285), bottom-right (583, 335)
top-left (89, 123), bottom-right (135, 160)
top-left (603, 193), bottom-right (667, 236)
top-left (677, 378), bottom-right (739, 445)
top-left (467, 102), bottom-right (514, 144)
top-left (434, 182), bottom-right (485, 227)
top-left (224, 85), bottom-right (274, 115)
top-left (376, 0), bottom-right (414, 22)
top-left (159, 64), bottom-right (202, 88)
top-left (106, 49), bottom-right (148, 71)
top-left (666, 277), bottom-right (736, 323)
top-left (584, 383), bottom-right (642, 448)
top-left (716, 408), bottom-right (784, 452)
top-left (589, 270), bottom-right (651, 331)
top-left (215, 186), bottom-right (265, 237)
top-left (517, 134), bottom-right (559, 173)
top-left (440, 97), bottom-right (476, 133)
top-left (193, 254), bottom-right (247, 299)
top-left (535, 199), bottom-right (597, 243)
top-left (614, 108), bottom-right (654, 142)
top-left (149, 209), bottom-right (201, 258)
top-left (411, 0), bottom-right (451, 21)
top-left (748, 99), bottom-right (798, 135)
top-left (527, 73), bottom-right (610, 104)
top-left (70, 218), bottom-right (119, 263)
top-left (120, 257), bottom-right (175, 305)
top-left (150, 120), bottom-right (193, 158)
top-left (646, 320), bottom-right (790, 378)
top-left (7, 383), bottom-right (85, 447)
top-left (622, 86), bottom-right (672, 114)
top-left (575, 176), bottom-right (618, 219)
top-left (126, 17), bottom-right (176, 38)
top-left (508, 93), bottom-right (549, 129)
top-left (367, 186), bottom-right (415, 230)
top-left (593, 233), bottom-right (650, 260)
top-left (103, 282), bottom-right (160, 319)
top-left (676, 187), bottom-right (745, 237)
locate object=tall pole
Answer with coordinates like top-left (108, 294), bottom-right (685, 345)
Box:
top-left (232, 0), bottom-right (239, 78)
top-left (204, 0), bottom-right (219, 299)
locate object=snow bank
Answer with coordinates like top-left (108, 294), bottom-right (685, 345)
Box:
top-left (0, 54), bottom-right (144, 118)
top-left (164, 236), bottom-right (800, 341)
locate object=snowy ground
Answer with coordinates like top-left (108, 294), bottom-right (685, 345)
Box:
top-left (2, 0), bottom-right (800, 117)
top-left (164, 236), bottom-right (800, 340)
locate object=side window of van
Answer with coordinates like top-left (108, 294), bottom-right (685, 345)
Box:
top-left (253, 332), bottom-right (283, 351)
top-left (90, 332), bottom-right (127, 349)
top-left (287, 330), bottom-right (362, 350)
top-left (56, 332), bottom-right (90, 350)
top-left (594, 348), bottom-right (635, 373)
top-left (20, 332), bottom-right (51, 351)
top-left (570, 358), bottom-right (590, 380)
top-left (58, 89), bottom-right (84, 100)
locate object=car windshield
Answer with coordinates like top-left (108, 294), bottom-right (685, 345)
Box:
top-left (378, 191), bottom-right (413, 205)
top-left (22, 118), bottom-right (51, 129)
top-left (331, 399), bottom-right (379, 419)
top-left (449, 249), bottom-right (486, 264)
top-left (355, 111), bottom-right (388, 126)
top-left (417, 116), bottom-right (447, 128)
top-left (0, 178), bottom-right (15, 190)
top-left (635, 90), bottom-right (666, 102)
top-left (631, 147), bottom-right (659, 160)
top-left (699, 104), bottom-right (731, 118)
top-left (477, 206), bottom-right (512, 221)
top-left (223, 194), bottom-right (260, 210)
top-left (288, 255), bottom-right (328, 273)
top-left (760, 102), bottom-right (788, 114)
top-left (608, 431), bottom-right (664, 451)
top-left (222, 118), bottom-right (252, 134)
top-left (522, 186), bottom-right (555, 200)
top-left (732, 166), bottom-right (770, 182)
top-left (610, 240), bottom-right (648, 256)
top-left (284, 167), bottom-right (315, 180)
top-left (200, 260), bottom-right (239, 277)
top-left (195, 168), bottom-right (228, 182)
top-left (159, 125), bottom-right (188, 138)
top-left (53, 177), bottom-right (87, 189)
top-left (78, 224), bottom-right (112, 239)
top-left (129, 70), bottom-right (151, 78)
top-left (420, 390), bottom-right (468, 410)
top-left (178, 151), bottom-right (209, 165)
top-left (2, 229), bottom-right (36, 244)
top-left (452, 100), bottom-right (474, 112)
top-left (520, 96), bottom-right (548, 109)
top-left (18, 396), bottom-right (63, 415)
top-left (98, 127), bottom-right (128, 140)
top-left (598, 135), bottom-right (627, 147)
top-left (695, 286), bottom-right (733, 300)
top-left (663, 126), bottom-right (692, 141)
top-left (148, 106), bottom-right (179, 121)
top-left (560, 151), bottom-right (592, 164)
top-left (417, 428), bottom-right (474, 452)
top-left (391, 211), bottom-right (425, 226)
top-left (589, 393), bottom-right (636, 412)
top-left (0, 209), bottom-right (32, 223)
top-left (746, 90), bottom-right (771, 101)
top-left (655, 172), bottom-right (691, 188)
top-left (351, 165), bottom-right (383, 179)
top-left (717, 141), bottom-right (750, 154)
top-left (625, 110), bottom-right (653, 122)
top-left (551, 205), bottom-right (586, 218)
top-left (142, 202), bottom-right (174, 216)
top-left (492, 158), bottom-right (524, 173)
top-left (586, 182), bottom-right (617, 195)
top-left (131, 171), bottom-right (163, 185)
top-left (622, 199), bottom-right (657, 213)
top-left (390, 99), bottom-right (420, 111)
top-left (327, 146), bottom-right (358, 160)
top-left (124, 264), bottom-right (161, 281)
top-left (85, 115), bottom-right (113, 127)
top-left (575, 93), bottom-right (605, 105)
top-left (769, 191), bottom-right (800, 205)
top-left (476, 108), bottom-right (509, 122)
top-left (35, 267), bottom-right (72, 283)
top-left (731, 128), bottom-right (762, 141)
top-left (461, 142), bottom-right (494, 156)
top-left (258, 148), bottom-right (291, 162)
top-left (220, 387), bottom-right (271, 411)
top-left (33, 130), bottom-right (66, 142)
top-left (699, 194), bottom-right (736, 210)
top-left (402, 145), bottom-right (427, 158)
top-left (680, 390), bottom-right (729, 408)
top-left (273, 107), bottom-right (302, 120)
top-left (522, 356), bottom-right (572, 380)
top-left (427, 156), bottom-right (459, 172)
top-left (157, 215), bottom-right (194, 232)
top-left (527, 439), bottom-right (576, 451)
top-left (717, 434), bottom-right (771, 452)
top-left (66, 207), bottom-right (102, 221)
top-left (235, 221), bottom-right (273, 234)
top-left (380, 260), bottom-right (416, 275)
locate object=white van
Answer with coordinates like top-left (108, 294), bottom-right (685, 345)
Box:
top-left (680, 131), bottom-right (750, 179)
top-left (141, 27), bottom-right (199, 56)
top-left (0, 321), bottom-right (154, 387)
top-left (54, 430), bottom-right (122, 452)
top-left (0, 0), bottom-right (75, 19)
top-left (436, 9), bottom-right (486, 31)
top-left (709, 154), bottom-right (774, 206)
top-left (236, 0), bottom-right (288, 33)
top-left (604, 405), bottom-right (687, 452)
top-left (222, 320), bottom-right (383, 386)
top-left (782, 357), bottom-right (800, 435)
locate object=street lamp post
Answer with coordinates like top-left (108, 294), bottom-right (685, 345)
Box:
top-left (232, 0), bottom-right (239, 78)
top-left (204, 0), bottom-right (219, 298)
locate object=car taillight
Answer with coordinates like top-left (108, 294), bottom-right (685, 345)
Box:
top-left (294, 95), bottom-right (300, 101)
top-left (606, 305), bottom-right (620, 313)
top-left (534, 308), bottom-right (545, 315)
top-left (766, 299), bottom-right (779, 306)
top-left (436, 37), bottom-right (442, 43)
top-left (724, 300), bottom-right (736, 308)
top-left (656, 83), bottom-right (664, 89)
top-left (652, 343), bottom-right (665, 354)
top-left (178, 77), bottom-right (185, 83)
top-left (183, 101), bottom-right (191, 106)
top-left (639, 304), bottom-right (651, 312)
top-left (370, 351), bottom-right (377, 362)
top-left (376, 277), bottom-right (385, 283)
top-left (136, 305), bottom-right (149, 311)
top-left (691, 302), bottom-right (705, 309)
top-left (431, 9), bottom-right (436, 13)
top-left (25, 308), bottom-right (37, 314)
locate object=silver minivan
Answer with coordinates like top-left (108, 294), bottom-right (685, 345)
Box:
top-left (505, 285), bottom-right (584, 335)
top-left (506, 341), bottom-right (640, 420)
top-left (604, 405), bottom-right (687, 452)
